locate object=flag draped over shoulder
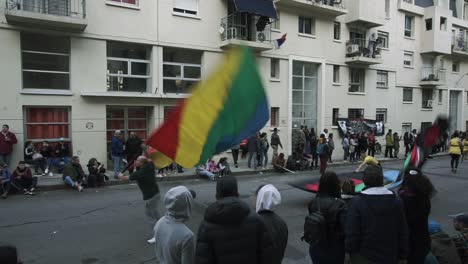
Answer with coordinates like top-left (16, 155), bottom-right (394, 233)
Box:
top-left (146, 47), bottom-right (269, 168)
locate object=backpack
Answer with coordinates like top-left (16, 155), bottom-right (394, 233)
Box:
top-left (302, 198), bottom-right (327, 245)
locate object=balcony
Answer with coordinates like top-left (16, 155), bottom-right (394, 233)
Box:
top-left (345, 39), bottom-right (383, 65)
top-left (219, 14), bottom-right (273, 52)
top-left (452, 36), bottom-right (468, 58)
top-left (397, 0), bottom-right (424, 16)
top-left (274, 0), bottom-right (347, 17)
top-left (420, 67), bottom-right (446, 87)
top-left (5, 0), bottom-right (87, 32)
top-left (345, 0), bottom-right (384, 28)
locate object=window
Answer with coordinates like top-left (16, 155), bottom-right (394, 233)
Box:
top-left (271, 12), bottom-right (280, 30)
top-left (452, 61), bottom-right (460, 72)
top-left (402, 123), bottom-right (412, 134)
top-left (426, 18), bottom-right (433, 31)
top-left (107, 42), bottom-right (151, 92)
top-left (270, 107), bottom-right (280, 127)
top-left (348, 108), bottom-right (364, 119)
top-left (349, 68), bottom-right (365, 93)
top-left (332, 108), bottom-right (339, 126)
top-left (440, 17), bottom-right (447, 31)
top-left (438, 89), bottom-right (443, 104)
top-left (25, 107), bottom-right (70, 142)
top-left (377, 71), bottom-right (388, 88)
top-left (333, 65), bottom-right (340, 83)
top-left (270, 58), bottom-right (280, 79)
top-left (173, 0), bottom-right (198, 15)
top-left (385, 0), bottom-right (390, 18)
top-left (405, 15), bottom-right (414, 37)
top-left (421, 122), bottom-right (432, 131)
top-left (403, 51), bottom-right (414, 67)
top-left (109, 0), bottom-right (138, 5)
top-left (440, 57), bottom-right (445, 70)
top-left (403, 88), bottom-right (413, 102)
top-left (21, 33), bottom-right (70, 90)
top-left (333, 22), bottom-right (341, 40)
top-left (163, 47), bottom-right (202, 94)
top-left (376, 108), bottom-right (387, 123)
top-left (378, 31), bottom-right (389, 49)
top-left (422, 89), bottom-right (434, 109)
top-left (299, 17), bottom-right (315, 35)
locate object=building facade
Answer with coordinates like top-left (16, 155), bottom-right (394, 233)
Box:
top-left (0, 0), bottom-right (467, 168)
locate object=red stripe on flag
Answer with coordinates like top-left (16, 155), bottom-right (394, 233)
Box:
top-left (146, 100), bottom-right (187, 160)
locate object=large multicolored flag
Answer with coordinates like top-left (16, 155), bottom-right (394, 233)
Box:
top-left (146, 47), bottom-right (269, 168)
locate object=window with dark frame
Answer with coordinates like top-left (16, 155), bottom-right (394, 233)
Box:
top-left (377, 71), bottom-right (388, 88)
top-left (333, 65), bottom-right (340, 83)
top-left (403, 88), bottom-right (413, 102)
top-left (404, 51), bottom-right (414, 67)
top-left (349, 68), bottom-right (365, 93)
top-left (438, 89), bottom-right (443, 104)
top-left (405, 15), bottom-right (414, 37)
top-left (163, 47), bottom-right (202, 94)
top-left (333, 22), bottom-right (341, 40)
top-left (422, 89), bottom-right (434, 109)
top-left (440, 17), bottom-right (447, 31)
top-left (421, 122), bottom-right (432, 131)
top-left (25, 107), bottom-right (71, 142)
top-left (348, 108), bottom-right (364, 119)
top-left (376, 108), bottom-right (387, 123)
top-left (425, 18), bottom-right (433, 31)
top-left (332, 108), bottom-right (339, 126)
top-left (299, 16), bottom-right (314, 35)
top-left (270, 58), bottom-right (280, 79)
top-left (173, 0), bottom-right (198, 15)
top-left (452, 61), bottom-right (460, 72)
top-left (378, 31), bottom-right (389, 48)
top-left (270, 107), bottom-right (280, 127)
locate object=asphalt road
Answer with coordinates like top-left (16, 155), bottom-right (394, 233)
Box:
top-left (1, 156), bottom-right (466, 264)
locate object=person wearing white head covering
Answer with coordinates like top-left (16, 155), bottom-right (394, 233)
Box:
top-left (254, 184), bottom-right (288, 264)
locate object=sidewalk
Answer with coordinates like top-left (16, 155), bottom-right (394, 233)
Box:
top-left (35, 152), bottom-right (449, 191)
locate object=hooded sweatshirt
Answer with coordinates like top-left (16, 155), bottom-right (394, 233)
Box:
top-left (196, 196), bottom-right (274, 264)
top-left (345, 187), bottom-right (409, 264)
top-left (154, 186), bottom-right (195, 264)
top-left (256, 185), bottom-right (288, 264)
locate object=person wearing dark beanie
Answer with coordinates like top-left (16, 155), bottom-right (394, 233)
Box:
top-left (196, 176), bottom-right (274, 264)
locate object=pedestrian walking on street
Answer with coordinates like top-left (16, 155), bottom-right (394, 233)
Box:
top-left (385, 129), bottom-right (395, 158)
top-left (399, 168), bottom-right (434, 264)
top-left (346, 165), bottom-right (409, 264)
top-left (342, 134), bottom-right (350, 162)
top-left (0, 124), bottom-right (17, 167)
top-left (195, 176), bottom-right (274, 264)
top-left (119, 156), bottom-right (161, 244)
top-left (449, 131), bottom-right (463, 173)
top-left (231, 144), bottom-right (240, 168)
top-left (350, 134), bottom-right (358, 163)
top-left (328, 133), bottom-right (335, 163)
top-left (111, 130), bottom-right (125, 179)
top-left (317, 134), bottom-right (329, 174)
top-left (154, 186), bottom-right (196, 264)
top-left (307, 172), bottom-right (347, 264)
top-left (270, 128), bottom-right (283, 165)
top-left (62, 156), bottom-right (85, 192)
top-left (255, 184), bottom-right (288, 264)
top-left (247, 133), bottom-right (259, 170)
top-left (393, 132), bottom-right (401, 159)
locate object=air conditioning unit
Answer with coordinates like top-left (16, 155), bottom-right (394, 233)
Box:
top-left (426, 100), bottom-right (433, 108)
top-left (346, 44), bottom-right (359, 55)
top-left (256, 31), bottom-right (266, 42)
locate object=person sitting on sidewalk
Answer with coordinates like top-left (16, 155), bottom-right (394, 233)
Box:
top-left (54, 138), bottom-right (70, 173)
top-left (87, 158), bottom-right (107, 188)
top-left (207, 159), bottom-right (218, 174)
top-left (62, 156), bottom-right (85, 192)
top-left (196, 163), bottom-right (215, 181)
top-left (451, 213), bottom-right (468, 264)
top-left (40, 141), bottom-right (54, 176)
top-left (10, 161), bottom-right (37, 195)
top-left (24, 141), bottom-right (46, 176)
top-left (217, 157), bottom-right (231, 177)
top-left (354, 154), bottom-right (380, 172)
top-left (273, 153), bottom-right (287, 173)
top-left (0, 162), bottom-right (11, 199)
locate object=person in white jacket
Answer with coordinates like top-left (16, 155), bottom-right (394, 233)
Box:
top-left (154, 186), bottom-right (196, 264)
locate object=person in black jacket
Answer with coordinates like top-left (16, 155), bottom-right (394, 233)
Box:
top-left (398, 168), bottom-right (434, 264)
top-left (308, 171), bottom-right (347, 264)
top-left (125, 132), bottom-right (143, 173)
top-left (254, 184), bottom-right (288, 264)
top-left (195, 176), bottom-right (273, 264)
top-left (346, 165), bottom-right (409, 264)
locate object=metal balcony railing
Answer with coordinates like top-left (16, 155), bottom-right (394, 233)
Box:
top-left (345, 38), bottom-right (381, 58)
top-left (452, 36), bottom-right (468, 53)
top-left (421, 67), bottom-right (446, 83)
top-left (220, 14), bottom-right (272, 44)
top-left (306, 0), bottom-right (345, 9)
top-left (6, 0), bottom-right (86, 18)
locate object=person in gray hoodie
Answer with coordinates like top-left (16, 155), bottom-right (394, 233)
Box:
top-left (154, 186), bottom-right (196, 264)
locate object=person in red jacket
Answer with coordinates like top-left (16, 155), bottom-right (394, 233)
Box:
top-left (0, 125), bottom-right (17, 167)
top-left (11, 161), bottom-right (37, 195)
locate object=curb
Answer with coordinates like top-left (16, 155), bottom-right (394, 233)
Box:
top-left (37, 153), bottom-right (450, 192)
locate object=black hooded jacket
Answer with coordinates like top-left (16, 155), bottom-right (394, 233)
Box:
top-left (195, 197), bottom-right (274, 264)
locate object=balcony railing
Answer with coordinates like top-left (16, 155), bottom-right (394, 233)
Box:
top-left (345, 38), bottom-right (381, 58)
top-left (220, 14), bottom-right (272, 44)
top-left (421, 67), bottom-right (446, 83)
top-left (303, 0), bottom-right (345, 10)
top-left (452, 36), bottom-right (468, 53)
top-left (6, 0), bottom-right (86, 19)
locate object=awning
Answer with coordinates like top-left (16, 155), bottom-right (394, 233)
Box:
top-left (233, 0), bottom-right (278, 19)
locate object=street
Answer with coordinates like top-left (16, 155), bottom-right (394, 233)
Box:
top-left (1, 156), bottom-right (467, 264)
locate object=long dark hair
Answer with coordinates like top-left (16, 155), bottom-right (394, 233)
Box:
top-left (318, 171), bottom-right (341, 198)
top-left (401, 167), bottom-right (434, 198)
top-left (87, 158), bottom-right (97, 168)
